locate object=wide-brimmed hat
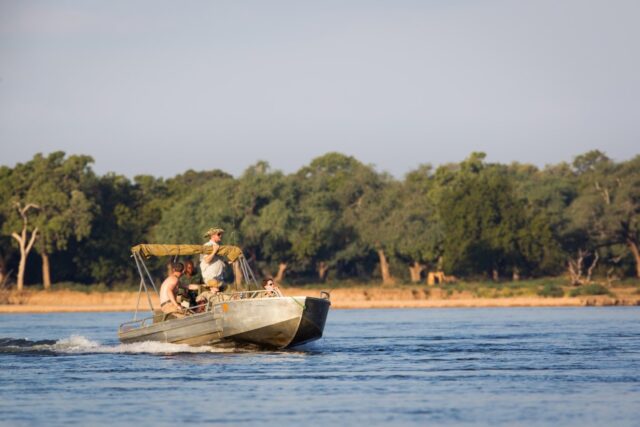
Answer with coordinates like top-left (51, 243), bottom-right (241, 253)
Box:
top-left (203, 227), bottom-right (225, 238)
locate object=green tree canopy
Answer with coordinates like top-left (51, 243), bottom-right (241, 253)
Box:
top-left (1, 152), bottom-right (96, 288)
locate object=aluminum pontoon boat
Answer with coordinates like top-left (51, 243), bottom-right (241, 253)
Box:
top-left (118, 244), bottom-right (331, 349)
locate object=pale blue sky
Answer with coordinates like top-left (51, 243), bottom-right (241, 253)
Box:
top-left (1, 0), bottom-right (638, 178)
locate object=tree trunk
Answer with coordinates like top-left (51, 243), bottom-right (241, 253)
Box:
top-left (568, 249), bottom-right (587, 285)
top-left (16, 252), bottom-right (26, 292)
top-left (586, 251), bottom-right (599, 283)
top-left (408, 261), bottom-right (425, 283)
top-left (377, 249), bottom-right (395, 286)
top-left (492, 268), bottom-right (499, 281)
top-left (317, 261), bottom-right (329, 282)
top-left (275, 263), bottom-right (287, 283)
top-left (628, 238), bottom-right (640, 278)
top-left (10, 203), bottom-right (40, 291)
top-left (42, 251), bottom-right (52, 290)
top-left (512, 267), bottom-right (520, 281)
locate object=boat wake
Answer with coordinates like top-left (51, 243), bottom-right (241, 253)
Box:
top-left (0, 335), bottom-right (241, 355)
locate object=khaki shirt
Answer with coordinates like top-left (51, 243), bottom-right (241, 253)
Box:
top-left (199, 241), bottom-right (225, 282)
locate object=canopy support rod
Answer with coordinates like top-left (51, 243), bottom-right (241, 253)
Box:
top-left (138, 253), bottom-right (159, 295)
top-left (134, 277), bottom-right (143, 320)
top-left (246, 256), bottom-right (258, 286)
top-left (133, 252), bottom-right (155, 311)
top-left (238, 256), bottom-right (258, 290)
top-left (239, 256), bottom-right (250, 287)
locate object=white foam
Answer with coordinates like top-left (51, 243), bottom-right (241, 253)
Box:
top-left (53, 335), bottom-right (100, 351)
top-left (49, 335), bottom-right (235, 354)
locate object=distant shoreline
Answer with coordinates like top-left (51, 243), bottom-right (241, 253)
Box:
top-left (1, 287), bottom-right (638, 313)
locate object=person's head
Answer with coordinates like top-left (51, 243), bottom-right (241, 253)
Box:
top-left (184, 260), bottom-right (195, 275)
top-left (203, 227), bottom-right (224, 243)
top-left (172, 262), bottom-right (184, 276)
top-left (262, 278), bottom-right (275, 288)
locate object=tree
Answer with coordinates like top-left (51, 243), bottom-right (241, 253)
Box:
top-left (7, 203), bottom-right (39, 290)
top-left (353, 177), bottom-right (399, 285)
top-left (0, 167), bottom-right (18, 287)
top-left (0, 166), bottom-right (37, 289)
top-left (615, 156), bottom-right (640, 277)
top-left (393, 165), bottom-right (444, 282)
top-left (36, 152), bottom-right (95, 289)
top-left (233, 162), bottom-right (294, 281)
top-left (288, 185), bottom-right (341, 281)
top-left (291, 154), bottom-right (368, 281)
top-left (71, 173), bottom-right (170, 285)
top-left (292, 153), bottom-right (386, 282)
top-left (14, 153), bottom-right (97, 289)
top-left (435, 153), bottom-right (527, 279)
top-left (505, 162), bottom-right (571, 277)
top-left (569, 152), bottom-right (640, 278)
top-left (154, 175), bottom-right (237, 242)
top-left (0, 153), bottom-right (98, 288)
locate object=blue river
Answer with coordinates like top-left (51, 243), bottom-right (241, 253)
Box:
top-left (1, 307), bottom-right (639, 426)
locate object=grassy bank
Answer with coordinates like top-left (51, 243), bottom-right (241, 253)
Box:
top-left (1, 278), bottom-right (639, 312)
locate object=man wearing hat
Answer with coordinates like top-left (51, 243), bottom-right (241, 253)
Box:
top-left (197, 227), bottom-right (226, 304)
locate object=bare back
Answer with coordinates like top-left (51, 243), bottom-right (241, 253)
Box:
top-left (159, 275), bottom-right (179, 305)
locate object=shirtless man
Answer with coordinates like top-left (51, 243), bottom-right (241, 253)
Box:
top-left (160, 262), bottom-right (186, 319)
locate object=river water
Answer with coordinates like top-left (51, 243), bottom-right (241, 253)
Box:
top-left (1, 307), bottom-right (639, 426)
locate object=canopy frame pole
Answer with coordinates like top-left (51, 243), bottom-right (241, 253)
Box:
top-left (133, 252), bottom-right (155, 312)
top-left (133, 277), bottom-right (143, 320)
top-left (246, 258), bottom-right (258, 288)
top-left (238, 256), bottom-right (258, 290)
top-left (137, 253), bottom-right (159, 295)
top-left (239, 256), bottom-right (250, 289)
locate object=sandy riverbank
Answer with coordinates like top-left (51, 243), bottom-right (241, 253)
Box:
top-left (1, 286), bottom-right (639, 313)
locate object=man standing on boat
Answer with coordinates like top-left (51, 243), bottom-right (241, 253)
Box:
top-left (197, 227), bottom-right (226, 303)
top-left (160, 262), bottom-right (186, 319)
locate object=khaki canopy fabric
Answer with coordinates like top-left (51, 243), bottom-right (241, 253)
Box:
top-left (131, 244), bottom-right (243, 262)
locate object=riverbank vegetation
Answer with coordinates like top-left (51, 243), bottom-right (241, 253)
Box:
top-left (2, 279), bottom-right (639, 312)
top-left (1, 150), bottom-right (638, 291)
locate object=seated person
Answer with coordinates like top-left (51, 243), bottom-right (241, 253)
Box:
top-left (181, 260), bottom-right (202, 286)
top-left (160, 262), bottom-right (187, 319)
top-left (179, 260), bottom-right (202, 308)
top-left (262, 278), bottom-right (280, 297)
top-left (195, 279), bottom-right (223, 307)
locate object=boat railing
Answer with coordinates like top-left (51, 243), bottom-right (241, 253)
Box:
top-left (119, 317), bottom-right (154, 333)
top-left (206, 289), bottom-right (283, 304)
top-left (119, 289), bottom-right (285, 333)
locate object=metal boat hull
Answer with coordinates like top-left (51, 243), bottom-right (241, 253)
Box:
top-left (118, 296), bottom-right (330, 349)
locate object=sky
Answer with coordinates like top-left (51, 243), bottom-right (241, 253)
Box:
top-left (1, 0), bottom-right (638, 178)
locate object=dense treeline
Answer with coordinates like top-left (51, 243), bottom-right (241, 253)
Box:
top-left (0, 150), bottom-right (638, 289)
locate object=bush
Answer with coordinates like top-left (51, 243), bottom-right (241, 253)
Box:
top-left (569, 284), bottom-right (612, 297)
top-left (538, 283), bottom-right (564, 298)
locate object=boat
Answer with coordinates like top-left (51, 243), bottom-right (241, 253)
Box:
top-left (118, 244), bottom-right (331, 349)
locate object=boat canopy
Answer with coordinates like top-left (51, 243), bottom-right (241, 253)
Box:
top-left (131, 244), bottom-right (243, 262)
